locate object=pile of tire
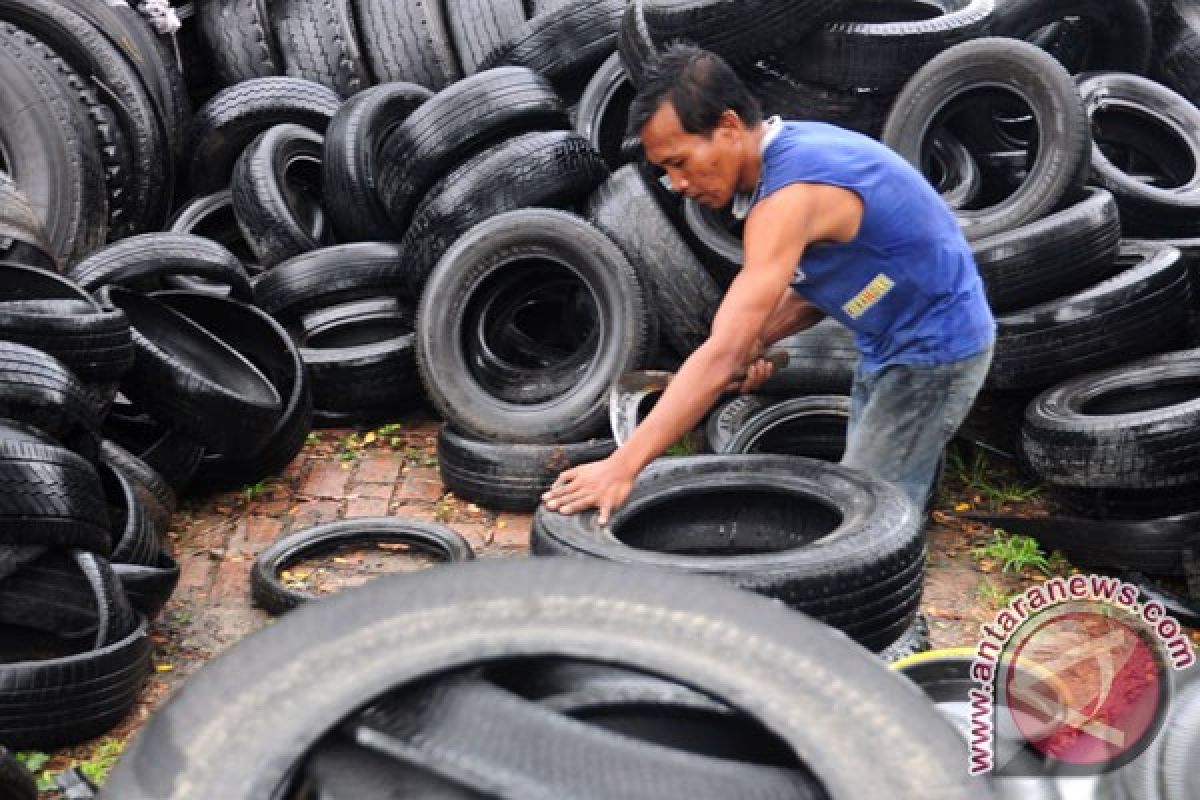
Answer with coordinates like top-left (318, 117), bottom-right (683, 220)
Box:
top-left (0, 332), bottom-right (172, 749)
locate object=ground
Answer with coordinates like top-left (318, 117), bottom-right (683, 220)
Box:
top-left (18, 405), bottom-right (1198, 794)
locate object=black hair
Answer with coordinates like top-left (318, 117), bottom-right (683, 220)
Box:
top-left (627, 43), bottom-right (762, 139)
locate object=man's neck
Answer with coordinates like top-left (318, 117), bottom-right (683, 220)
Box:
top-left (738, 120), bottom-right (770, 194)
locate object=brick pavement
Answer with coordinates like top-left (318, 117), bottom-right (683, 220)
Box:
top-left (148, 411), bottom-right (533, 702)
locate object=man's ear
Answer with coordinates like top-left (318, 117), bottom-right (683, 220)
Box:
top-left (718, 109), bottom-right (743, 131)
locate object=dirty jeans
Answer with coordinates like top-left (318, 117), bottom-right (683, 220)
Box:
top-left (840, 344), bottom-right (994, 511)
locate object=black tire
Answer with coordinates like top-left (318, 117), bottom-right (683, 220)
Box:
top-left (0, 1), bottom-right (168, 237)
top-left (0, 421), bottom-right (109, 552)
top-left (882, 37), bottom-right (1090, 240)
top-left (924, 129), bottom-right (982, 209)
top-left (112, 551), bottom-right (179, 621)
top-left (532, 454), bottom-right (923, 649)
top-left (101, 558), bottom-right (977, 800)
top-left (67, 233), bottom-right (253, 301)
top-left (988, 242), bottom-right (1191, 390)
top-left (0, 614), bottom-right (149, 749)
top-left (437, 425), bottom-right (616, 511)
top-left (640, 0), bottom-right (850, 64)
top-left (761, 318), bottom-right (858, 396)
top-left (715, 395), bottom-right (849, 461)
top-left (55, 0), bottom-right (191, 169)
top-left (196, 0), bottom-right (283, 83)
top-left (400, 130), bottom-right (610, 294)
top-left (616, 0), bottom-right (657, 87)
top-left (322, 82), bottom-right (433, 242)
top-left (253, 242), bottom-right (408, 323)
top-left (789, 0), bottom-right (993, 92)
top-left (704, 394), bottom-right (772, 453)
top-left (416, 209), bottom-right (651, 444)
top-left (251, 517), bottom-right (475, 614)
top-left (0, 24), bottom-right (106, 267)
top-left (587, 165), bottom-right (719, 358)
top-left (989, 0), bottom-right (1153, 74)
top-left (0, 746), bottom-right (36, 800)
top-left (351, 0), bottom-right (461, 89)
top-left (101, 412), bottom-right (206, 495)
top-left (1077, 72), bottom-right (1200, 238)
top-left (185, 77), bottom-right (341, 197)
top-left (971, 187), bottom-right (1122, 313)
top-left (98, 287), bottom-right (283, 458)
top-left (272, 0), bottom-right (369, 97)
top-left (877, 614), bottom-right (931, 663)
top-left (0, 550), bottom-right (126, 640)
top-left (155, 292), bottom-right (314, 491)
top-left (1022, 349), bottom-right (1200, 489)
top-left (294, 296), bottom-right (423, 422)
top-left (167, 190), bottom-right (262, 279)
top-left (0, 341), bottom-right (106, 462)
top-left (1155, 2), bottom-right (1200, 107)
top-left (231, 123), bottom-right (333, 268)
top-left (101, 460), bottom-right (159, 568)
top-left (479, 0), bottom-right (625, 100)
top-left (376, 67), bottom-right (569, 232)
top-left (575, 51), bottom-right (636, 170)
top-left (100, 439), bottom-right (176, 536)
top-left (0, 174), bottom-right (54, 268)
top-left (0, 263), bottom-right (135, 384)
top-left (445, 0), bottom-right (526, 75)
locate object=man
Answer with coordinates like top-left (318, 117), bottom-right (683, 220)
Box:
top-left (543, 43), bottom-right (995, 523)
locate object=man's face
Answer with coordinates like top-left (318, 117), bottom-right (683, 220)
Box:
top-left (641, 101), bottom-right (743, 208)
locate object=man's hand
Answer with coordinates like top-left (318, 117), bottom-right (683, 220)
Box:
top-left (542, 455), bottom-right (638, 526)
top-left (728, 355), bottom-right (775, 393)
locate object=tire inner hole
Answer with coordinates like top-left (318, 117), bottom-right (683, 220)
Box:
top-left (1081, 382), bottom-right (1200, 415)
top-left (937, 88), bottom-right (1041, 211)
top-left (615, 487), bottom-right (844, 555)
top-left (1091, 106), bottom-right (1195, 189)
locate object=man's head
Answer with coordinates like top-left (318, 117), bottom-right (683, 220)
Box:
top-left (628, 44), bottom-right (763, 208)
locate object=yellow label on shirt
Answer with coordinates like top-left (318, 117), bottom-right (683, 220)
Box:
top-left (843, 273), bottom-right (895, 319)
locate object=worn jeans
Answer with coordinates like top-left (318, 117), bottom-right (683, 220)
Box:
top-left (841, 344), bottom-right (994, 511)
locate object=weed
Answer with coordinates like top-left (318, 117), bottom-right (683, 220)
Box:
top-left (374, 423), bottom-right (403, 436)
top-left (16, 752), bottom-right (52, 790)
top-left (665, 431), bottom-right (702, 457)
top-left (946, 447), bottom-right (1041, 510)
top-left (77, 737), bottom-right (125, 786)
top-left (338, 433), bottom-right (361, 463)
top-left (976, 579), bottom-right (1016, 609)
top-left (973, 529), bottom-right (1051, 575)
top-left (242, 479), bottom-right (272, 501)
top-left (305, 431), bottom-right (321, 446)
top-left (404, 446), bottom-right (438, 467)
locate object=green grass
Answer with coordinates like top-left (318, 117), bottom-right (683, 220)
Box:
top-left (973, 529), bottom-right (1052, 575)
top-left (976, 579), bottom-right (1017, 609)
top-left (242, 479), bottom-right (273, 501)
top-left (946, 446), bottom-right (1041, 510)
top-left (17, 737), bottom-right (126, 790)
top-left (665, 431), bottom-right (701, 457)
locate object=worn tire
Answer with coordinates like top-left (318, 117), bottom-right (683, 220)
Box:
top-left (100, 558), bottom-right (977, 800)
top-left (533, 455), bottom-right (923, 650)
top-left (251, 517), bottom-right (474, 614)
top-left (587, 166), bottom-right (718, 358)
top-left (445, 0), bottom-right (526, 75)
top-left (352, 0), bottom-right (460, 88)
top-left (437, 426), bottom-right (616, 511)
top-left (272, 0), bottom-right (369, 97)
top-left (971, 187), bottom-right (1122, 312)
top-left (254, 242), bottom-right (408, 323)
top-left (988, 242), bottom-right (1191, 390)
top-left (185, 77), bottom-right (341, 197)
top-left (322, 82), bottom-right (432, 242)
top-left (68, 233), bottom-right (253, 301)
top-left (376, 67), bottom-right (569, 232)
top-left (400, 130), bottom-right (609, 294)
top-left (990, 0), bottom-right (1152, 74)
top-left (883, 37), bottom-right (1090, 240)
top-left (196, 0), bottom-right (283, 83)
top-left (416, 209), bottom-right (651, 443)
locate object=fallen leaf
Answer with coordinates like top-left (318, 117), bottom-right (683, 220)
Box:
top-left (155, 664), bottom-right (174, 673)
top-left (496, 519), bottom-right (508, 529)
top-left (955, 502), bottom-right (971, 512)
top-left (378, 543), bottom-right (411, 552)
top-left (362, 432), bottom-right (377, 444)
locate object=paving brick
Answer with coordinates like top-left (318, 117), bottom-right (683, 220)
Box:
top-left (345, 496), bottom-right (391, 518)
top-left (301, 460), bottom-right (351, 498)
top-left (491, 515), bottom-right (532, 549)
top-left (348, 483), bottom-right (393, 500)
top-left (243, 515), bottom-right (284, 549)
top-left (176, 555), bottom-right (215, 599)
top-left (397, 466), bottom-right (444, 502)
top-left (449, 522), bottom-right (491, 551)
top-left (355, 454), bottom-right (402, 484)
top-left (209, 557), bottom-right (252, 606)
top-left (286, 499), bottom-right (344, 531)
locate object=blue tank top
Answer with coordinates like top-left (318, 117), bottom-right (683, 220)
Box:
top-left (751, 120), bottom-right (995, 372)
